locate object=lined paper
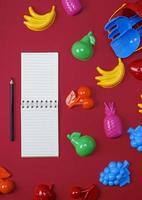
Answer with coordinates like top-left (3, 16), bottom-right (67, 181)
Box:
top-left (21, 53), bottom-right (59, 157)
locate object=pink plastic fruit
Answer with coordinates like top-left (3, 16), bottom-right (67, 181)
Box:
top-left (61, 0), bottom-right (82, 16)
top-left (104, 102), bottom-right (122, 138)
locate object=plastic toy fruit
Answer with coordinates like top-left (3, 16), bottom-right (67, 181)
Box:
top-left (138, 94), bottom-right (142, 113)
top-left (0, 166), bottom-right (15, 194)
top-left (0, 179), bottom-right (15, 194)
top-left (104, 102), bottom-right (122, 138)
top-left (77, 86), bottom-right (92, 98)
top-left (34, 184), bottom-right (56, 200)
top-left (66, 86), bottom-right (95, 109)
top-left (129, 59), bottom-right (142, 80)
top-left (0, 167), bottom-right (11, 179)
top-left (70, 184), bottom-right (100, 200)
top-left (61, 0), bottom-right (82, 16)
top-left (67, 132), bottom-right (96, 157)
top-left (95, 58), bottom-right (125, 88)
top-left (72, 32), bottom-right (96, 61)
top-left (105, 15), bottom-right (141, 40)
top-left (128, 125), bottom-right (142, 152)
top-left (104, 16), bottom-right (141, 58)
top-left (99, 160), bottom-right (130, 187)
top-left (24, 5), bottom-right (56, 31)
top-left (104, 1), bottom-right (142, 58)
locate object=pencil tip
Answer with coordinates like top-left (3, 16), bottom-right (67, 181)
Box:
top-left (10, 79), bottom-right (14, 84)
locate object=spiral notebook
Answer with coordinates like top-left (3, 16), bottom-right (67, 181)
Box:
top-left (21, 53), bottom-right (59, 157)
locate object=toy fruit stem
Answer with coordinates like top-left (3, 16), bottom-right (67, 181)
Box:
top-left (83, 184), bottom-right (95, 193)
top-left (83, 185), bottom-right (96, 200)
top-left (81, 32), bottom-right (96, 46)
top-left (109, 3), bottom-right (127, 20)
top-left (67, 132), bottom-right (80, 146)
top-left (84, 191), bottom-right (89, 200)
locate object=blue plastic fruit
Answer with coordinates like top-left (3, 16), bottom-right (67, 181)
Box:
top-left (99, 160), bottom-right (130, 187)
top-left (104, 14), bottom-right (142, 58)
top-left (128, 125), bottom-right (142, 152)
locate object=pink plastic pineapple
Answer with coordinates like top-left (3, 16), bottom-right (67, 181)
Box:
top-left (104, 102), bottom-right (122, 138)
top-left (61, 0), bottom-right (82, 16)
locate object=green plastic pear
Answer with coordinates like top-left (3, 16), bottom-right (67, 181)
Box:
top-left (71, 32), bottom-right (96, 61)
top-left (67, 132), bottom-right (96, 157)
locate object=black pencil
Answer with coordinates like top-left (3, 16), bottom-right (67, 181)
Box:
top-left (10, 79), bottom-right (14, 141)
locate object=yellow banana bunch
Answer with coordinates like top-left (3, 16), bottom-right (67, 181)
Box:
top-left (138, 95), bottom-right (142, 113)
top-left (23, 5), bottom-right (56, 31)
top-left (95, 58), bottom-right (125, 88)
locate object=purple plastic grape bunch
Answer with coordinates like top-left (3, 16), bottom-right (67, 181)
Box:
top-left (128, 125), bottom-right (142, 152)
top-left (99, 160), bottom-right (130, 187)
top-left (104, 102), bottom-right (123, 138)
top-left (61, 0), bottom-right (82, 16)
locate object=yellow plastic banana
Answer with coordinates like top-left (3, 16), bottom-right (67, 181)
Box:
top-left (23, 17), bottom-right (55, 31)
top-left (95, 58), bottom-right (125, 88)
top-left (138, 104), bottom-right (142, 108)
top-left (24, 15), bottom-right (56, 30)
top-left (28, 5), bottom-right (55, 19)
top-left (97, 70), bottom-right (125, 88)
top-left (96, 58), bottom-right (123, 76)
top-left (24, 15), bottom-right (47, 23)
top-left (138, 95), bottom-right (142, 113)
top-left (95, 72), bottom-right (122, 82)
top-left (23, 5), bottom-right (56, 31)
top-left (96, 72), bottom-right (124, 88)
top-left (23, 23), bottom-right (49, 32)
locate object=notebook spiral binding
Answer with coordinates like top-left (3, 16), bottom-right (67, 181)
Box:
top-left (22, 100), bottom-right (58, 109)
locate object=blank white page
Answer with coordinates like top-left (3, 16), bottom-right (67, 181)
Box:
top-left (21, 53), bottom-right (59, 157)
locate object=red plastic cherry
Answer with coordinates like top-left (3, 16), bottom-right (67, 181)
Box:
top-left (82, 98), bottom-right (95, 109)
top-left (34, 184), bottom-right (56, 200)
top-left (77, 87), bottom-right (92, 98)
top-left (70, 186), bottom-right (82, 199)
top-left (129, 59), bottom-right (142, 80)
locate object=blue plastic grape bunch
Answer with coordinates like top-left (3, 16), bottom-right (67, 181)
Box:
top-left (128, 125), bottom-right (142, 152)
top-left (99, 160), bottom-right (130, 187)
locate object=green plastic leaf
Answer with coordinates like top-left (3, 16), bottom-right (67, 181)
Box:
top-left (72, 132), bottom-right (81, 138)
top-left (88, 32), bottom-right (96, 45)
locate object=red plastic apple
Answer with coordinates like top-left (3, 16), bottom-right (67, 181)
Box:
top-left (33, 184), bottom-right (56, 200)
top-left (129, 59), bottom-right (142, 80)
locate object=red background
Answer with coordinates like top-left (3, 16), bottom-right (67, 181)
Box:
top-left (0, 0), bottom-right (142, 199)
